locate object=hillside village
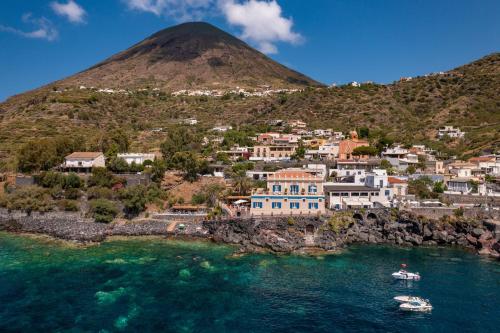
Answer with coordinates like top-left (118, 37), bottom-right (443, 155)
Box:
top-left (1, 116), bottom-right (499, 225)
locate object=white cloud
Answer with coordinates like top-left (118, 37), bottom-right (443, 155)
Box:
top-left (123, 0), bottom-right (302, 54)
top-left (220, 0), bottom-right (302, 54)
top-left (124, 0), bottom-right (214, 21)
top-left (0, 13), bottom-right (58, 41)
top-left (50, 0), bottom-right (87, 24)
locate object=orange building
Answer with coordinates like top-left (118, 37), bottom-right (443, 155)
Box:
top-left (338, 131), bottom-right (370, 160)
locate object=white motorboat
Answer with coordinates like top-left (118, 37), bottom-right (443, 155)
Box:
top-left (392, 270), bottom-right (421, 280)
top-left (392, 264), bottom-right (421, 280)
top-left (393, 296), bottom-right (422, 303)
top-left (399, 299), bottom-right (433, 312)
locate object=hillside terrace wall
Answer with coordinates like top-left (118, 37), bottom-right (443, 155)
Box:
top-left (442, 193), bottom-right (500, 206)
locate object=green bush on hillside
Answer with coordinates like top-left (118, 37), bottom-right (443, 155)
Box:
top-left (89, 199), bottom-right (118, 223)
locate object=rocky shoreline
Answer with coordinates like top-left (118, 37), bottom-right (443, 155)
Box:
top-left (0, 209), bottom-right (207, 243)
top-left (1, 208), bottom-right (499, 258)
top-left (205, 212), bottom-right (500, 258)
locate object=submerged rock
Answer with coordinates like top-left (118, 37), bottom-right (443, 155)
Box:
top-left (179, 268), bottom-right (191, 279)
top-left (95, 287), bottom-right (127, 305)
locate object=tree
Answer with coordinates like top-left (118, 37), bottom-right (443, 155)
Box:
top-left (376, 136), bottom-right (394, 153)
top-left (107, 157), bottom-right (129, 173)
top-left (17, 136), bottom-right (85, 173)
top-left (357, 127), bottom-right (370, 139)
top-left (201, 183), bottom-right (226, 207)
top-left (89, 199), bottom-right (118, 223)
top-left (417, 155), bottom-right (427, 171)
top-left (170, 151), bottom-right (203, 182)
top-left (406, 165), bottom-right (417, 175)
top-left (379, 159), bottom-right (395, 175)
top-left (352, 146), bottom-right (378, 157)
top-left (88, 167), bottom-right (120, 188)
top-left (432, 181), bottom-right (445, 194)
top-left (160, 126), bottom-right (201, 160)
top-left (216, 152), bottom-right (231, 164)
top-left (150, 159), bottom-right (166, 183)
top-left (469, 180), bottom-right (479, 193)
top-left (292, 143), bottom-right (306, 160)
top-left (63, 173), bottom-right (83, 189)
top-left (101, 129), bottom-right (129, 157)
top-left (129, 161), bottom-right (144, 173)
top-left (119, 185), bottom-right (147, 216)
top-left (408, 176), bottom-right (436, 199)
top-left (380, 159), bottom-right (392, 170)
top-left (231, 162), bottom-right (254, 174)
top-left (230, 170), bottom-right (253, 196)
top-left (221, 129), bottom-right (255, 148)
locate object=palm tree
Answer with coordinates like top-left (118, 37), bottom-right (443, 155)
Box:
top-left (230, 170), bottom-right (253, 196)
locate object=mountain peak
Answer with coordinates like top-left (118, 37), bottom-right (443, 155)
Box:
top-left (62, 22), bottom-right (321, 90)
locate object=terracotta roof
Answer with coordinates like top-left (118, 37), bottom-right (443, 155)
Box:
top-left (388, 177), bottom-right (407, 184)
top-left (338, 139), bottom-right (369, 155)
top-left (468, 156), bottom-right (495, 163)
top-left (65, 152), bottom-right (103, 159)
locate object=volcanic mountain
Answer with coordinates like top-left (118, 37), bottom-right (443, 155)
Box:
top-left (60, 22), bottom-right (321, 90)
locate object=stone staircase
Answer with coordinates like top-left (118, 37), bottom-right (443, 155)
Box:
top-left (304, 234), bottom-right (315, 247)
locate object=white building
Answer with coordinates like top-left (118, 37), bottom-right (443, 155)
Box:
top-left (365, 169), bottom-right (389, 188)
top-left (212, 126), bottom-right (233, 133)
top-left (183, 118), bottom-right (198, 125)
top-left (438, 126), bottom-right (465, 139)
top-left (325, 169), bottom-right (393, 209)
top-left (305, 142), bottom-right (339, 161)
top-left (445, 178), bottom-right (473, 194)
top-left (62, 152), bottom-right (105, 171)
top-left (117, 153), bottom-right (155, 165)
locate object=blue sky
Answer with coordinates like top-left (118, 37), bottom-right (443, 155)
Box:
top-left (1, 0), bottom-right (499, 101)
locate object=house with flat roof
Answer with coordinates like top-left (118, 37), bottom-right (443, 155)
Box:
top-left (250, 170), bottom-right (325, 216)
top-left (325, 169), bottom-right (393, 209)
top-left (446, 177), bottom-right (473, 194)
top-left (438, 126), bottom-right (464, 139)
top-left (325, 184), bottom-right (383, 209)
top-left (117, 153), bottom-right (155, 165)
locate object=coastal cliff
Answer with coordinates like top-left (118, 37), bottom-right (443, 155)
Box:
top-left (1, 208), bottom-right (499, 258)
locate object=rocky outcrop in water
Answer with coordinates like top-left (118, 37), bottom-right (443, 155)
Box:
top-left (204, 210), bottom-right (500, 258)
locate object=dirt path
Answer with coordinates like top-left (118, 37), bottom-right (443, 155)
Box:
top-left (167, 221), bottom-right (178, 232)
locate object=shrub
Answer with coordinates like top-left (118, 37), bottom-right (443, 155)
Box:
top-left (35, 171), bottom-right (82, 189)
top-left (88, 167), bottom-right (121, 188)
top-left (89, 199), bottom-right (118, 223)
top-left (119, 185), bottom-right (148, 216)
top-left (63, 173), bottom-right (83, 189)
top-left (453, 207), bottom-right (464, 218)
top-left (327, 213), bottom-right (355, 234)
top-left (87, 186), bottom-right (114, 200)
top-left (58, 199), bottom-right (79, 212)
top-left (0, 186), bottom-right (55, 213)
top-left (64, 188), bottom-right (81, 200)
top-left (191, 192), bottom-right (207, 205)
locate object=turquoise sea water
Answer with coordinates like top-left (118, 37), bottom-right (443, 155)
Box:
top-left (0, 232), bottom-right (499, 333)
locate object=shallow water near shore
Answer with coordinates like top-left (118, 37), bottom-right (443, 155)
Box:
top-left (1, 231), bottom-right (499, 332)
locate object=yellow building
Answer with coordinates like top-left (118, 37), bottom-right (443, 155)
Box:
top-left (250, 144), bottom-right (297, 161)
top-left (250, 170), bottom-right (325, 216)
